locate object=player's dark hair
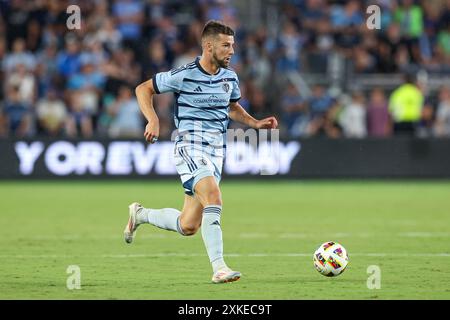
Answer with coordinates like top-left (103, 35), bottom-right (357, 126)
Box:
top-left (201, 20), bottom-right (234, 39)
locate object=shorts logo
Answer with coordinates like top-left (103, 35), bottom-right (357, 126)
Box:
top-left (200, 158), bottom-right (207, 166)
top-left (222, 83), bottom-right (230, 93)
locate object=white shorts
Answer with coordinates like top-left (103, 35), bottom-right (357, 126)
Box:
top-left (174, 143), bottom-right (224, 196)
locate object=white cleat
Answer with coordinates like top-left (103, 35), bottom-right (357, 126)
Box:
top-left (212, 268), bottom-right (242, 284)
top-left (124, 202), bottom-right (143, 244)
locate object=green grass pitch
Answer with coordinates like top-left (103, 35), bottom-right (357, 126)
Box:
top-left (0, 180), bottom-right (449, 299)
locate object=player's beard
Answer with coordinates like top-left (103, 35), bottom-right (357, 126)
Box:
top-left (212, 51), bottom-right (229, 68)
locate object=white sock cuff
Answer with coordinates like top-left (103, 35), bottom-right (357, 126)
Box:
top-left (203, 205), bottom-right (222, 215)
top-left (176, 215), bottom-right (186, 236)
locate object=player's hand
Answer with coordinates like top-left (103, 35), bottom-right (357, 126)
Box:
top-left (255, 116), bottom-right (278, 129)
top-left (144, 120), bottom-right (160, 143)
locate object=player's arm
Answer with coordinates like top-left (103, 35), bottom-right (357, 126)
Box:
top-left (135, 79), bottom-right (159, 143)
top-left (229, 101), bottom-right (278, 129)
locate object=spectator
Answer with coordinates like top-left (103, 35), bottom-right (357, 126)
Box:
top-left (2, 0), bottom-right (30, 45)
top-left (35, 42), bottom-right (59, 97)
top-left (5, 63), bottom-right (36, 105)
top-left (307, 18), bottom-right (334, 71)
top-left (332, 1), bottom-right (363, 52)
top-left (275, 22), bottom-right (304, 72)
top-left (103, 47), bottom-right (141, 94)
top-left (42, 0), bottom-right (69, 39)
top-left (144, 0), bottom-right (167, 36)
top-left (417, 99), bottom-right (435, 137)
top-left (248, 85), bottom-right (272, 120)
top-left (26, 19), bottom-right (43, 53)
top-left (421, 2), bottom-right (441, 64)
top-left (0, 105), bottom-right (6, 137)
top-left (86, 0), bottom-right (110, 33)
top-left (367, 88), bottom-right (392, 137)
top-left (2, 38), bottom-right (36, 73)
top-left (280, 82), bottom-right (308, 137)
top-left (206, 0), bottom-right (237, 22)
top-left (112, 0), bottom-right (144, 44)
top-left (56, 36), bottom-right (81, 78)
top-left (107, 85), bottom-right (143, 138)
top-left (330, 1), bottom-right (364, 29)
top-left (436, 22), bottom-right (450, 64)
top-left (67, 56), bottom-right (106, 118)
top-left (94, 18), bottom-right (123, 53)
top-left (36, 88), bottom-right (67, 136)
top-left (65, 91), bottom-right (93, 138)
top-left (339, 91), bottom-right (367, 138)
top-left (2, 86), bottom-right (32, 137)
top-left (301, 0), bottom-right (328, 34)
top-left (142, 38), bottom-right (171, 80)
top-left (184, 19), bottom-right (205, 52)
top-left (395, 0), bottom-right (424, 40)
top-left (306, 85), bottom-right (336, 137)
top-left (82, 38), bottom-right (109, 70)
top-left (389, 74), bottom-right (424, 135)
top-left (241, 33), bottom-right (271, 90)
top-left (377, 23), bottom-right (403, 72)
top-left (154, 16), bottom-right (178, 55)
top-left (353, 46), bottom-right (376, 73)
top-left (394, 0), bottom-right (424, 64)
top-left (434, 86), bottom-right (450, 137)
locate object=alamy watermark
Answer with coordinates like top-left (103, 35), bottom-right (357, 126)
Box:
top-left (366, 265), bottom-right (381, 289)
top-left (66, 265), bottom-right (81, 290)
top-left (171, 123), bottom-right (284, 176)
top-left (227, 128), bottom-right (280, 175)
top-left (366, 5), bottom-right (381, 30)
top-left (66, 5), bottom-right (81, 30)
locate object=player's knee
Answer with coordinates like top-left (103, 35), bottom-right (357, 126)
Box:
top-left (180, 222), bottom-right (200, 236)
top-left (203, 188), bottom-right (222, 206)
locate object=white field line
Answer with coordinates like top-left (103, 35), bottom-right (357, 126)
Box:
top-left (12, 232), bottom-right (450, 241)
top-left (0, 253), bottom-right (449, 259)
top-left (397, 232), bottom-right (450, 237)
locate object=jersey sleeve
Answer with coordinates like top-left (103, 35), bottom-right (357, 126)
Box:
top-left (230, 76), bottom-right (241, 102)
top-left (152, 67), bottom-right (186, 94)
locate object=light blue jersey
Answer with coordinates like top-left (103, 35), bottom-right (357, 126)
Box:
top-left (152, 57), bottom-right (241, 195)
top-left (153, 57), bottom-right (241, 150)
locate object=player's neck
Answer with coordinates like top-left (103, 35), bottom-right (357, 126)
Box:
top-left (199, 55), bottom-right (220, 75)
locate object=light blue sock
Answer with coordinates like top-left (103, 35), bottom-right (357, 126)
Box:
top-left (201, 205), bottom-right (228, 272)
top-left (137, 207), bottom-right (185, 235)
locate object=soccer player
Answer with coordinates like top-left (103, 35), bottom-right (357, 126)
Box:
top-left (124, 20), bottom-right (278, 283)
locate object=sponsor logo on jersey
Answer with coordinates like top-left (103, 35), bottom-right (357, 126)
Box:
top-left (193, 95), bottom-right (228, 106)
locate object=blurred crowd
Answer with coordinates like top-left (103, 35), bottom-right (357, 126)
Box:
top-left (0, 0), bottom-right (449, 139)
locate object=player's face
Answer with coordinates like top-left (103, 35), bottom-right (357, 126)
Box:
top-left (212, 34), bottom-right (235, 68)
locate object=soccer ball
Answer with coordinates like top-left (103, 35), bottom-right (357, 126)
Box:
top-left (313, 241), bottom-right (349, 277)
